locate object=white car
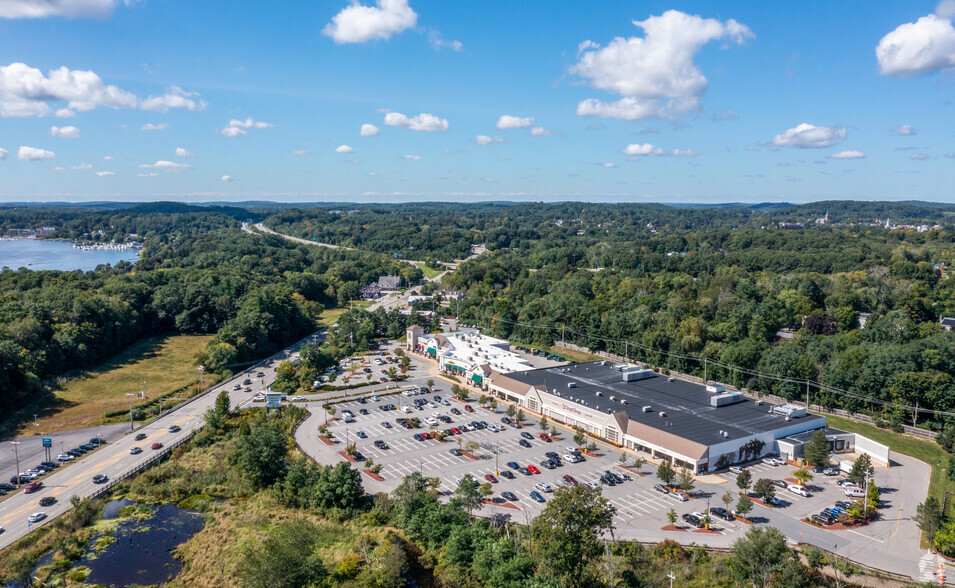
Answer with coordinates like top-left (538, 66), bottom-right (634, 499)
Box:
top-left (563, 454), bottom-right (581, 463)
top-left (763, 457), bottom-right (785, 466)
top-left (728, 466), bottom-right (745, 475)
top-left (292, 396), bottom-right (306, 401)
top-left (428, 403), bottom-right (437, 409)
top-left (57, 453), bottom-right (74, 462)
top-left (535, 482), bottom-right (553, 493)
top-left (402, 390), bottom-right (413, 397)
top-left (27, 512), bottom-right (46, 524)
top-left (425, 417), bottom-right (439, 426)
top-left (431, 412), bottom-right (441, 417)
top-left (370, 396), bottom-right (380, 402)
top-left (585, 481), bottom-right (600, 489)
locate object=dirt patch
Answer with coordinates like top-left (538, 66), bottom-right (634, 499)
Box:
top-left (461, 450), bottom-right (478, 460)
top-left (693, 528), bottom-right (722, 534)
top-left (338, 451), bottom-right (358, 462)
top-left (661, 524), bottom-right (688, 532)
top-left (363, 469), bottom-right (385, 481)
top-left (318, 436), bottom-right (336, 445)
top-left (483, 500), bottom-right (519, 510)
top-left (736, 517), bottom-right (754, 525)
top-left (619, 465), bottom-right (647, 477)
top-left (750, 496), bottom-right (775, 508)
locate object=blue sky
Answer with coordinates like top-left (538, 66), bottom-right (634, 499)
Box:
top-left (0, 0), bottom-right (954, 203)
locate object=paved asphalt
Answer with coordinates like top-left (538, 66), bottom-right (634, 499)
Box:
top-left (0, 330), bottom-right (324, 551)
top-left (1, 424), bottom-right (129, 489)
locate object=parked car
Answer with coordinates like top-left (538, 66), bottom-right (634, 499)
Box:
top-left (520, 431), bottom-right (534, 440)
top-left (500, 471), bottom-right (515, 479)
top-left (57, 453), bottom-right (75, 462)
top-left (728, 466), bottom-right (745, 475)
top-left (356, 431), bottom-right (367, 439)
top-left (527, 465), bottom-right (540, 474)
top-left (563, 475), bottom-right (579, 486)
top-left (502, 491), bottom-right (518, 501)
top-left (772, 479), bottom-right (788, 489)
top-left (506, 461), bottom-right (520, 469)
top-left (539, 434), bottom-right (552, 442)
top-left (653, 484), bottom-right (669, 494)
top-left (812, 514), bottom-right (835, 525)
top-left (709, 507), bottom-right (733, 521)
top-left (518, 467), bottom-right (531, 476)
top-left (668, 491), bottom-right (688, 502)
top-left (464, 405), bottom-right (474, 412)
top-left (823, 467), bottom-right (840, 476)
top-left (530, 490), bottom-right (546, 503)
top-left (519, 439), bottom-right (532, 448)
top-left (485, 474), bottom-right (499, 484)
top-left (449, 448), bottom-right (462, 456)
top-left (682, 513), bottom-right (702, 527)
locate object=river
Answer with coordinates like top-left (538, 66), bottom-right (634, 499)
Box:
top-left (0, 239), bottom-right (140, 272)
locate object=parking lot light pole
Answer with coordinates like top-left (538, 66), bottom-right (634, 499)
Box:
top-left (11, 441), bottom-right (20, 488)
top-left (198, 365), bottom-right (205, 393)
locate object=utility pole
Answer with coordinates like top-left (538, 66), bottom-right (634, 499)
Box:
top-left (198, 365), bottom-right (205, 394)
top-left (11, 441), bottom-right (20, 488)
top-left (143, 380), bottom-right (147, 400)
top-left (125, 393), bottom-right (135, 432)
top-left (806, 380), bottom-right (810, 409)
top-left (703, 358), bottom-right (708, 384)
top-left (666, 570), bottom-right (676, 588)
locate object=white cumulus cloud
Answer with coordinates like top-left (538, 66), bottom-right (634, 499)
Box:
top-left (893, 124), bottom-right (918, 135)
top-left (141, 123), bottom-right (169, 131)
top-left (50, 125), bottom-right (80, 138)
top-left (0, 0), bottom-right (133, 19)
top-left (221, 175), bottom-right (233, 181)
top-left (0, 147), bottom-right (7, 159)
top-left (335, 145), bottom-right (355, 153)
top-left (877, 5), bottom-right (955, 77)
top-left (622, 143), bottom-right (662, 156)
top-left (140, 86), bottom-right (207, 112)
top-left (772, 123), bottom-right (846, 148)
top-left (829, 150), bottom-right (866, 159)
top-left (571, 10), bottom-right (753, 121)
top-left (55, 108), bottom-right (75, 118)
top-left (402, 154), bottom-right (421, 160)
top-left (291, 149), bottom-right (309, 156)
top-left (96, 170), bottom-right (115, 176)
top-left (530, 127), bottom-right (552, 136)
top-left (475, 135), bottom-right (505, 146)
top-left (18, 146), bottom-right (55, 160)
top-left (0, 62), bottom-right (137, 117)
top-left (71, 163), bottom-right (92, 169)
top-left (360, 123), bottom-right (380, 136)
top-left (175, 147), bottom-right (195, 158)
top-left (384, 111), bottom-right (449, 131)
top-left (496, 115), bottom-right (533, 129)
top-left (221, 117), bottom-right (272, 137)
top-left (912, 152), bottom-right (932, 160)
top-left (139, 160), bottom-right (190, 172)
top-left (323, 0), bottom-right (417, 44)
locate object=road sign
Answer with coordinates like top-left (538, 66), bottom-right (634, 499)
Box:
top-left (41, 437), bottom-right (52, 448)
top-left (266, 392), bottom-right (283, 408)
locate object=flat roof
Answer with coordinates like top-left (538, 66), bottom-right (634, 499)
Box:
top-left (504, 361), bottom-right (825, 448)
top-left (785, 427), bottom-right (849, 445)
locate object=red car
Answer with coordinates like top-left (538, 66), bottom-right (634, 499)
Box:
top-left (484, 474), bottom-right (498, 483)
top-left (420, 432), bottom-right (431, 439)
top-left (539, 433), bottom-right (552, 442)
top-left (24, 481), bottom-right (43, 494)
top-left (464, 405), bottom-right (474, 412)
top-left (527, 465), bottom-right (540, 474)
top-left (450, 428), bottom-right (462, 435)
top-left (563, 475), bottom-right (579, 486)
top-left (151, 442), bottom-right (163, 450)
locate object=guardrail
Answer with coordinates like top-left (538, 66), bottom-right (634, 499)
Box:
top-left (89, 429), bottom-right (198, 500)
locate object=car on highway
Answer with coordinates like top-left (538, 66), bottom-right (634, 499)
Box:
top-left (135, 433), bottom-right (147, 441)
top-left (519, 439), bottom-right (532, 448)
top-left (92, 474), bottom-right (108, 484)
top-left (530, 490), bottom-right (546, 503)
top-left (168, 425), bottom-right (181, 433)
top-left (39, 496), bottom-right (56, 507)
top-left (520, 431), bottom-right (533, 440)
top-left (129, 446), bottom-right (142, 455)
top-left (24, 482), bottom-right (43, 494)
top-left (502, 491), bottom-right (518, 501)
top-left (151, 442), bottom-right (163, 450)
top-left (57, 453), bottom-right (74, 462)
top-left (27, 512), bottom-right (46, 524)
top-left (485, 474), bottom-right (498, 483)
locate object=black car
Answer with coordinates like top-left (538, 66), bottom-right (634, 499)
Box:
top-left (449, 448), bottom-right (462, 456)
top-left (682, 513), bottom-right (702, 527)
top-left (89, 437), bottom-right (107, 446)
top-left (382, 422), bottom-right (393, 429)
top-left (135, 433), bottom-right (147, 441)
top-left (518, 467), bottom-right (531, 476)
top-left (168, 425), bottom-right (181, 433)
top-left (501, 417), bottom-right (511, 424)
top-left (502, 491), bottom-right (518, 501)
top-left (500, 471), bottom-right (515, 479)
top-left (519, 439), bottom-right (532, 448)
top-left (80, 443), bottom-right (96, 451)
top-left (39, 496), bottom-right (56, 507)
top-left (812, 514), bottom-right (835, 525)
top-left (92, 474), bottom-right (108, 484)
top-left (0, 483), bottom-right (15, 491)
top-left (541, 459), bottom-right (557, 470)
top-left (545, 451), bottom-right (559, 460)
top-left (600, 474), bottom-right (616, 486)
top-left (357, 397), bottom-right (367, 404)
top-left (67, 449), bottom-right (83, 457)
top-left (39, 461), bottom-right (59, 470)
top-left (709, 507), bottom-right (733, 521)
top-left (520, 431), bottom-right (533, 440)
top-left (359, 409), bottom-right (369, 415)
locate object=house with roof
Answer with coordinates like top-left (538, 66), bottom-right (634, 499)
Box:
top-left (941, 317), bottom-right (955, 332)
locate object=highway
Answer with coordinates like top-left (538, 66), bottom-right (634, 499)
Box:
top-left (0, 330), bottom-right (324, 552)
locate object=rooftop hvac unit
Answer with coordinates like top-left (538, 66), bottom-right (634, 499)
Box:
top-left (595, 391), bottom-right (601, 396)
top-left (658, 411), bottom-right (667, 417)
top-left (711, 392), bottom-right (745, 407)
top-left (620, 399), bottom-right (627, 404)
top-left (623, 368), bottom-right (655, 382)
top-left (609, 395), bottom-right (615, 401)
top-left (567, 382), bottom-right (576, 388)
top-left (668, 377), bottom-right (675, 382)
top-left (607, 408), bottom-right (613, 414)
top-left (705, 384), bottom-right (726, 394)
top-left (642, 405), bottom-right (652, 412)
top-left (755, 400), bottom-right (763, 406)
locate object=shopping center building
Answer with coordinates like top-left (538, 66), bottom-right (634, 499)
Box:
top-left (405, 326), bottom-right (531, 387)
top-left (481, 361), bottom-right (884, 473)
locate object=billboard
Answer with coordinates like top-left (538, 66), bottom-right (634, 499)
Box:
top-left (265, 392), bottom-right (283, 408)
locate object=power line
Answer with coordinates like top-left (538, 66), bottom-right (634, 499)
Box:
top-left (478, 313), bottom-right (955, 419)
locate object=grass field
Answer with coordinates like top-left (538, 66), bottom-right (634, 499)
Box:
top-left (414, 262), bottom-right (444, 280)
top-left (825, 415), bottom-right (954, 518)
top-left (25, 334), bottom-right (214, 435)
